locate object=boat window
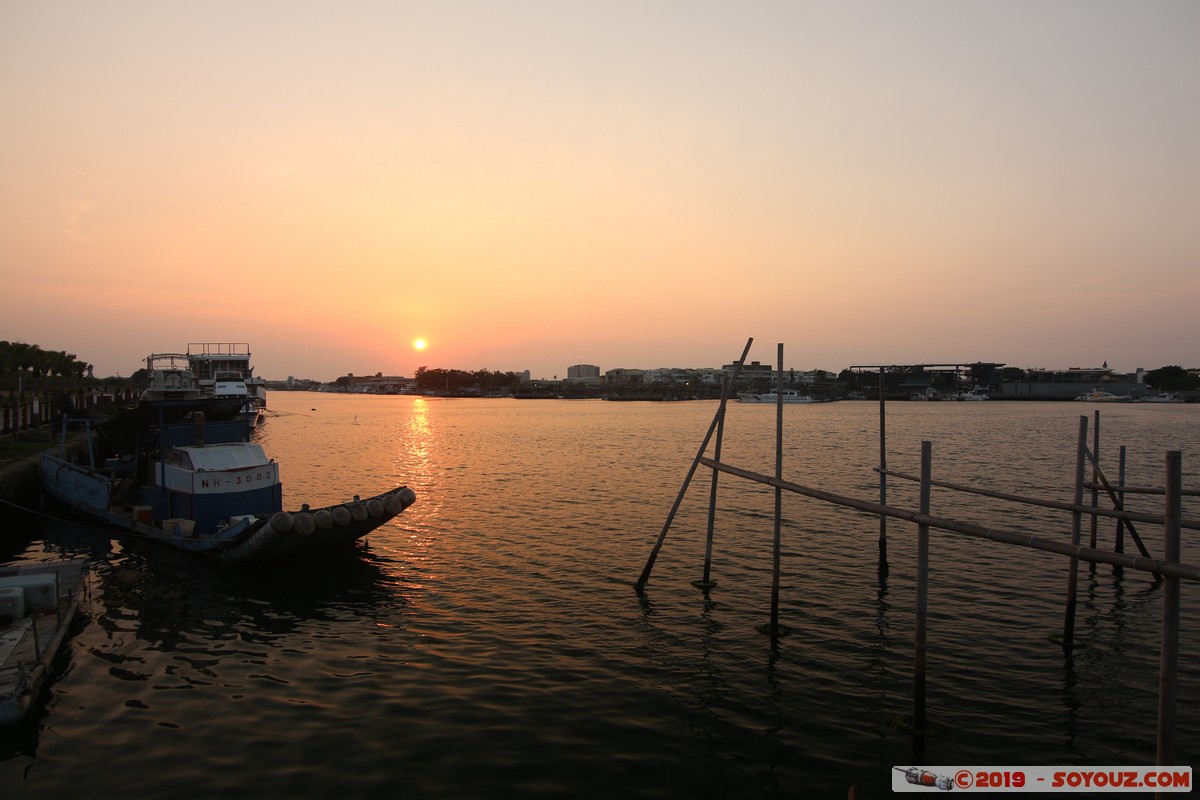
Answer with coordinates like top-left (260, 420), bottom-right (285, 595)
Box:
top-left (165, 449), bottom-right (194, 469)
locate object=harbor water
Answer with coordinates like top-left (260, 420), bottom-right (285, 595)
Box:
top-left (3, 394), bottom-right (1198, 798)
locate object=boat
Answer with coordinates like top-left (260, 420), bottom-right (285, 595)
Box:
top-left (737, 390), bottom-right (828, 404)
top-left (40, 401), bottom-right (416, 563)
top-left (1074, 389), bottom-right (1127, 402)
top-left (910, 388), bottom-right (942, 401)
top-left (141, 353), bottom-right (203, 402)
top-left (1, 558), bottom-right (90, 726)
top-left (955, 387), bottom-right (990, 401)
top-left (1141, 392), bottom-right (1183, 404)
top-left (187, 343), bottom-right (268, 426)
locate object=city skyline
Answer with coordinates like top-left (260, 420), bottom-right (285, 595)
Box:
top-left (3, 2), bottom-right (1197, 382)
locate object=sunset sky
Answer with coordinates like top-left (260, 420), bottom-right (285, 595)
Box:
top-left (2, 1), bottom-right (1196, 381)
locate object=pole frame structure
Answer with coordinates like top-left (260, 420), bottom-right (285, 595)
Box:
top-left (636, 338), bottom-right (752, 593)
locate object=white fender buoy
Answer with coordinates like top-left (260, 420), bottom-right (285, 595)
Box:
top-left (271, 512), bottom-right (294, 532)
top-left (313, 509), bottom-right (333, 529)
top-left (332, 506), bottom-right (352, 526)
top-left (293, 512), bottom-right (316, 536)
top-left (366, 499), bottom-right (384, 517)
top-left (350, 503), bottom-right (368, 522)
top-left (384, 492), bottom-right (405, 515)
top-left (399, 486), bottom-right (416, 505)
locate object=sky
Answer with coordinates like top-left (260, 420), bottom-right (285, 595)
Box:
top-left (2, 1), bottom-right (1197, 381)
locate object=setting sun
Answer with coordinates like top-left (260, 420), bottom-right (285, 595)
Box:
top-left (413, 338), bottom-right (427, 351)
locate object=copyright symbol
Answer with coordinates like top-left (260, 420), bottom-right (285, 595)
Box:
top-left (955, 770), bottom-right (974, 789)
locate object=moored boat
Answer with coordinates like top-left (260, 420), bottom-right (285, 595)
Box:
top-left (955, 387), bottom-right (990, 401)
top-left (40, 400), bottom-right (416, 563)
top-left (1141, 392), bottom-right (1183, 404)
top-left (737, 390), bottom-right (829, 404)
top-left (0, 558), bottom-right (90, 726)
top-left (188, 343), bottom-right (268, 426)
top-left (1074, 389), bottom-right (1127, 402)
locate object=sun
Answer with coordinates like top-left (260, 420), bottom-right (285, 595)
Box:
top-left (413, 338), bottom-right (427, 351)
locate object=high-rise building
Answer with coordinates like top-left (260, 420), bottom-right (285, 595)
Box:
top-left (567, 364), bottom-right (600, 379)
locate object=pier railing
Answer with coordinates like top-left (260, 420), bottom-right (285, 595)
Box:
top-left (636, 339), bottom-right (1193, 782)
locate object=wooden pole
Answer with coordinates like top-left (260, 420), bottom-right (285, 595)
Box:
top-left (914, 441), bottom-right (932, 738)
top-left (1156, 450), bottom-right (1182, 775)
top-left (759, 342), bottom-right (789, 636)
top-left (1089, 410), bottom-right (1100, 557)
top-left (636, 337), bottom-right (753, 593)
top-left (1062, 415), bottom-right (1088, 655)
top-left (696, 370), bottom-right (738, 590)
top-left (702, 456), bottom-right (1200, 581)
top-left (1114, 445), bottom-right (1126, 578)
top-left (878, 367), bottom-right (889, 580)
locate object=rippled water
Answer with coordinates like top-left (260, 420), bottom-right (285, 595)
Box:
top-left (3, 395), bottom-right (1198, 798)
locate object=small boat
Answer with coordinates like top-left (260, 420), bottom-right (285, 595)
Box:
top-left (1141, 392), bottom-right (1183, 404)
top-left (40, 400), bottom-right (416, 563)
top-left (737, 390), bottom-right (828, 404)
top-left (956, 387), bottom-right (990, 401)
top-left (1074, 389), bottom-right (1127, 402)
top-left (1, 558), bottom-right (90, 727)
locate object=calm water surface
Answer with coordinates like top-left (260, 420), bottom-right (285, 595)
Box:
top-left (3, 395), bottom-right (1198, 798)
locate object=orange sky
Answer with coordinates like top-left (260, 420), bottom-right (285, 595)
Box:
top-left (2, 1), bottom-right (1197, 380)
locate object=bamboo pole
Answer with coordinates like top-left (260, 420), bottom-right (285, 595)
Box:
top-left (1114, 446), bottom-right (1126, 579)
top-left (879, 467), bottom-right (1200, 532)
top-left (636, 338), bottom-right (753, 593)
top-left (878, 367), bottom-right (889, 580)
top-left (1156, 451), bottom-right (1182, 776)
top-left (758, 342), bottom-right (788, 636)
top-left (1062, 416), bottom-right (1089, 655)
top-left (913, 441), bottom-right (932, 737)
top-left (1082, 443), bottom-right (1157, 563)
top-left (696, 370), bottom-right (738, 591)
top-left (1089, 410), bottom-right (1100, 556)
top-left (699, 457), bottom-right (1200, 581)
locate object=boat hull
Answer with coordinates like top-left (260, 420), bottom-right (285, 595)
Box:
top-left (39, 452), bottom-right (416, 562)
top-left (0, 558), bottom-right (90, 727)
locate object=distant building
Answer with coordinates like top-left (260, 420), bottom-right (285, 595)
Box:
top-left (568, 364), bottom-right (600, 379)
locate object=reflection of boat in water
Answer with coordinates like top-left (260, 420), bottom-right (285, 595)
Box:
top-left (188, 343), bottom-right (267, 427)
top-left (40, 399), bottom-right (416, 563)
top-left (0, 558), bottom-right (90, 726)
top-left (1074, 389), bottom-right (1127, 402)
top-left (738, 390), bottom-right (829, 404)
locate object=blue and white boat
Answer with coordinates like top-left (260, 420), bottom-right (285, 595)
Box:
top-left (40, 400), bottom-right (415, 562)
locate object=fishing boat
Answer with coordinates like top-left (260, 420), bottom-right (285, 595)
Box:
top-left (0, 558), bottom-right (90, 726)
top-left (737, 390), bottom-right (828, 404)
top-left (40, 402), bottom-right (416, 563)
top-left (141, 353), bottom-right (203, 402)
top-left (187, 343), bottom-right (268, 426)
top-left (955, 387), bottom-right (990, 401)
top-left (1141, 392), bottom-right (1183, 404)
